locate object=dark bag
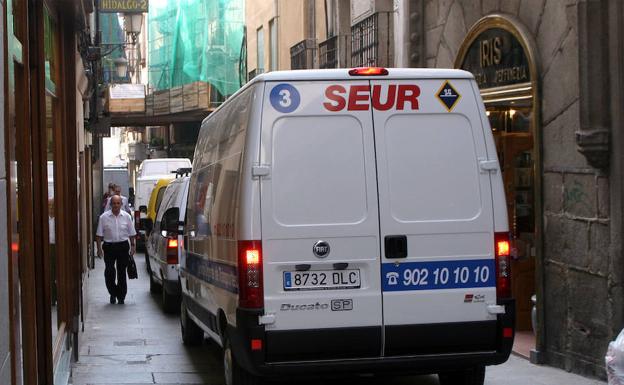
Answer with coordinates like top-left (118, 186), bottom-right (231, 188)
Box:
top-left (127, 255), bottom-right (138, 279)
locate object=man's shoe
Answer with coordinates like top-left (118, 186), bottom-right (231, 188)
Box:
top-left (118, 298), bottom-right (125, 304)
top-left (110, 295), bottom-right (116, 304)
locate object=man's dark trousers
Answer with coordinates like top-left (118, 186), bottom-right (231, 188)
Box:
top-left (103, 241), bottom-right (129, 301)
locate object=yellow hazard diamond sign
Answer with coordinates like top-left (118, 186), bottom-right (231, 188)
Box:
top-left (436, 81), bottom-right (461, 112)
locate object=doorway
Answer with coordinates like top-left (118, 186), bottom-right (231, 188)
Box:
top-left (486, 98), bottom-right (536, 358)
top-left (487, 101), bottom-right (535, 323)
top-left (454, 14), bottom-right (542, 359)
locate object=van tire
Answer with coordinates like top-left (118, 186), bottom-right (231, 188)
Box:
top-left (149, 270), bottom-right (161, 294)
top-left (223, 338), bottom-right (259, 385)
top-left (180, 299), bottom-right (203, 346)
top-left (145, 252), bottom-right (150, 273)
top-left (162, 287), bottom-right (180, 314)
top-left (438, 366), bottom-right (485, 385)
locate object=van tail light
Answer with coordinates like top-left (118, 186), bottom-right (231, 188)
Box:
top-left (349, 67), bottom-right (388, 76)
top-left (238, 240), bottom-right (263, 309)
top-left (495, 232), bottom-right (511, 300)
top-left (134, 211), bottom-right (142, 231)
top-left (166, 237), bottom-right (178, 264)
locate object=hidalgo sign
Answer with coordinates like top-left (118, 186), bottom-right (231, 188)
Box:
top-left (100, 0), bottom-right (148, 13)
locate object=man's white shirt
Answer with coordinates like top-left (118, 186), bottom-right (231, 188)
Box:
top-left (96, 210), bottom-right (137, 242)
top-left (104, 195), bottom-right (131, 214)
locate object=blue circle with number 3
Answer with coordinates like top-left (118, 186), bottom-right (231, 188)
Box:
top-left (270, 83), bottom-right (300, 113)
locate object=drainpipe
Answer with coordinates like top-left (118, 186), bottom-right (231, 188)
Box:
top-left (304, 0), bottom-right (316, 68)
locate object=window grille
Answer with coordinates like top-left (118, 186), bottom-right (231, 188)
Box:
top-left (351, 13), bottom-right (378, 67)
top-left (319, 35), bottom-right (338, 69)
top-left (290, 39), bottom-right (316, 69)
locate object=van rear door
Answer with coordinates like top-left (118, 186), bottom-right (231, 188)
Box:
top-left (259, 80), bottom-right (382, 361)
top-left (370, 78), bottom-right (498, 356)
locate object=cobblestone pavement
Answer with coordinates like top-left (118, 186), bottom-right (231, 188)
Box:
top-left (70, 254), bottom-right (605, 385)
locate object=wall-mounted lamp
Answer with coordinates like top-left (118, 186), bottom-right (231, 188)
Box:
top-left (113, 57), bottom-right (129, 78)
top-left (123, 13), bottom-right (144, 43)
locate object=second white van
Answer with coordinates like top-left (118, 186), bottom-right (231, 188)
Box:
top-left (134, 158), bottom-right (191, 249)
top-left (180, 68), bottom-right (515, 385)
top-left (147, 169), bottom-right (191, 312)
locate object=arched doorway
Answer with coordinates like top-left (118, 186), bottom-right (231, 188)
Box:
top-left (455, 14), bottom-right (541, 355)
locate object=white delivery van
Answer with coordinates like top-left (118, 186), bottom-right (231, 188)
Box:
top-left (147, 170), bottom-right (191, 313)
top-left (103, 166), bottom-right (130, 197)
top-left (134, 158), bottom-right (191, 249)
top-left (135, 158), bottom-right (192, 209)
top-left (181, 68), bottom-right (514, 385)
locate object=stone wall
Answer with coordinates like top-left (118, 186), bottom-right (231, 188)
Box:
top-left (423, 0), bottom-right (614, 379)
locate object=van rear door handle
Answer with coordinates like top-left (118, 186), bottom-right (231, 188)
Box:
top-left (252, 165), bottom-right (270, 177)
top-left (479, 159), bottom-right (499, 173)
top-left (385, 235), bottom-right (407, 259)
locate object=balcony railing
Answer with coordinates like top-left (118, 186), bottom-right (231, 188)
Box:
top-left (319, 35), bottom-right (338, 69)
top-left (290, 39), bottom-right (316, 70)
top-left (248, 68), bottom-right (262, 81)
top-left (351, 13), bottom-right (379, 68)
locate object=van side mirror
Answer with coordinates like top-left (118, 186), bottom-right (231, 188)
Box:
top-left (163, 207), bottom-right (180, 234)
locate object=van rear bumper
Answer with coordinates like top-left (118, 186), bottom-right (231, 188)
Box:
top-left (231, 299), bottom-right (515, 377)
top-left (258, 349), bottom-right (510, 376)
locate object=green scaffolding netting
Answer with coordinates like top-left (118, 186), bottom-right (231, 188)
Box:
top-left (148, 0), bottom-right (245, 97)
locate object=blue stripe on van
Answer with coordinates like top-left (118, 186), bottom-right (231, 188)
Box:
top-left (381, 259), bottom-right (495, 292)
top-left (184, 252), bottom-right (239, 294)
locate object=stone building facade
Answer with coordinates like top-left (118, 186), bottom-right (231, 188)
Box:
top-left (246, 0), bottom-right (328, 76)
top-left (417, 0), bottom-right (624, 379)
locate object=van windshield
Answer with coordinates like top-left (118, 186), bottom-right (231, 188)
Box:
top-left (141, 161), bottom-right (189, 176)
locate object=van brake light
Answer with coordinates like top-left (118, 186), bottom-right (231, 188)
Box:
top-left (166, 237), bottom-right (178, 264)
top-left (495, 232), bottom-right (511, 300)
top-left (238, 240), bottom-right (263, 309)
top-left (134, 211), bottom-right (142, 231)
top-left (246, 249), bottom-right (260, 265)
top-left (497, 238), bottom-right (510, 256)
top-left (349, 67), bottom-right (388, 76)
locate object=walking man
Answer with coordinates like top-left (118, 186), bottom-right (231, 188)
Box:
top-left (104, 184), bottom-right (132, 214)
top-left (101, 182), bottom-right (115, 213)
top-left (96, 195), bottom-right (136, 304)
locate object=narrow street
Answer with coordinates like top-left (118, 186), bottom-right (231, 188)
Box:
top-left (71, 254), bottom-right (222, 385)
top-left (70, 254), bottom-right (605, 385)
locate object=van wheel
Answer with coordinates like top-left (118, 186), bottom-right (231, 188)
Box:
top-left (224, 338), bottom-right (259, 385)
top-left (149, 271), bottom-right (161, 294)
top-left (145, 252), bottom-right (150, 273)
top-left (162, 286), bottom-right (180, 314)
top-left (438, 366), bottom-right (485, 385)
top-left (180, 299), bottom-right (203, 346)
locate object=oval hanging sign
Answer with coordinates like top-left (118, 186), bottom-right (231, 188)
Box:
top-left (460, 28), bottom-right (530, 89)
